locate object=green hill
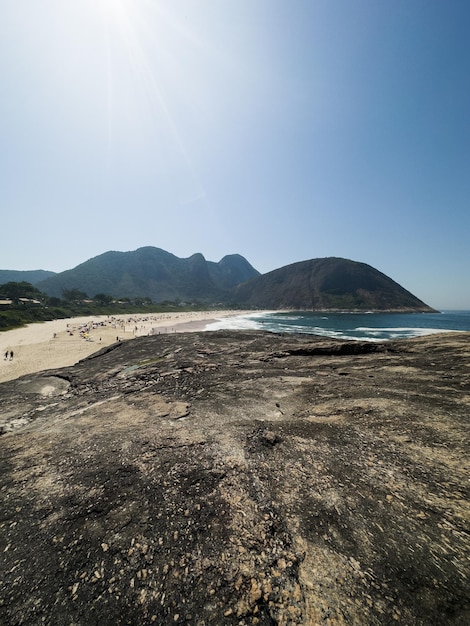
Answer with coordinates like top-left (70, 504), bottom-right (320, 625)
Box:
top-left (0, 269), bottom-right (56, 286)
top-left (234, 257), bottom-right (435, 312)
top-left (36, 247), bottom-right (260, 304)
top-left (21, 251), bottom-right (434, 312)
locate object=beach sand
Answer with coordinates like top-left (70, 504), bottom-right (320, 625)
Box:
top-left (0, 311), bottom-right (240, 384)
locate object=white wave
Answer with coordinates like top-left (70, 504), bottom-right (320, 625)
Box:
top-left (270, 315), bottom-right (305, 322)
top-left (338, 334), bottom-right (382, 342)
top-left (204, 315), bottom-right (262, 332)
top-left (244, 311), bottom-right (273, 319)
top-left (269, 325), bottom-right (381, 342)
top-left (395, 328), bottom-right (458, 337)
top-left (307, 328), bottom-right (382, 342)
top-left (356, 326), bottom-right (457, 335)
top-left (203, 315), bottom-right (462, 341)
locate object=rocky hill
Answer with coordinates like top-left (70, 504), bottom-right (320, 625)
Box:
top-left (0, 330), bottom-right (468, 624)
top-left (234, 257), bottom-right (435, 311)
top-left (36, 247), bottom-right (260, 303)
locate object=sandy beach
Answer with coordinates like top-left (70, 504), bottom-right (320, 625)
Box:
top-left (0, 311), bottom-right (241, 384)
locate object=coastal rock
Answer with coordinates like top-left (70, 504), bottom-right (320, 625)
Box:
top-left (0, 330), bottom-right (469, 625)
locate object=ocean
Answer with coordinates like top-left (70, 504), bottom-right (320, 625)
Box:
top-left (206, 310), bottom-right (470, 342)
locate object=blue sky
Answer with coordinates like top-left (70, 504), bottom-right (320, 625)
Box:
top-left (1, 0), bottom-right (469, 309)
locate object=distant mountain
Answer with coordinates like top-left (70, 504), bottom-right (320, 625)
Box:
top-left (0, 269), bottom-right (56, 286)
top-left (36, 247), bottom-right (260, 303)
top-left (22, 251), bottom-right (433, 312)
top-left (234, 257), bottom-right (435, 312)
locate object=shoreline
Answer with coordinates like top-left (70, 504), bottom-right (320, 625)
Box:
top-left (2, 310), bottom-right (465, 384)
top-left (0, 311), bottom-right (249, 384)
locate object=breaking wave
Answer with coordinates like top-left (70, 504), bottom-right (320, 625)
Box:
top-left (204, 311), bottom-right (470, 341)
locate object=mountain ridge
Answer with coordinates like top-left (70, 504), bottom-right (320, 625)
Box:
top-left (0, 269), bottom-right (56, 286)
top-left (3, 247), bottom-right (435, 312)
top-left (35, 247), bottom-right (260, 304)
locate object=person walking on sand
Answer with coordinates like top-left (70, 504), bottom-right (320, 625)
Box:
top-left (9, 350), bottom-right (14, 361)
top-left (4, 350), bottom-right (8, 360)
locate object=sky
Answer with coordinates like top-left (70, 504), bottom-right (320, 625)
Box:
top-left (1, 0), bottom-right (469, 309)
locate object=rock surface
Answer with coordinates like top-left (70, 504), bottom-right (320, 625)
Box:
top-left (0, 330), bottom-right (469, 625)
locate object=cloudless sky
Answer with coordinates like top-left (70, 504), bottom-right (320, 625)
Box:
top-left (1, 0), bottom-right (469, 308)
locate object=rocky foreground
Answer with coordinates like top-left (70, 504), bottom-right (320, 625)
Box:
top-left (0, 330), bottom-right (469, 625)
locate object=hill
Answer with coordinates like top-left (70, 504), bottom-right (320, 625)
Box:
top-left (36, 247), bottom-right (260, 303)
top-left (0, 269), bottom-right (56, 286)
top-left (11, 252), bottom-right (434, 312)
top-left (234, 257), bottom-right (435, 311)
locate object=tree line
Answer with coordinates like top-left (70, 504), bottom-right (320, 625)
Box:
top-left (0, 282), bottom-right (192, 331)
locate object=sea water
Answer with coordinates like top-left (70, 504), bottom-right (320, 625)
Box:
top-left (205, 311), bottom-right (470, 341)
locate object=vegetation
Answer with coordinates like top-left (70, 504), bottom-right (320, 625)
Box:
top-left (0, 281), bottom-right (46, 303)
top-left (34, 247), bottom-right (260, 303)
top-left (1, 256), bottom-right (435, 332)
top-left (234, 257), bottom-right (436, 312)
top-left (0, 282), bottom-right (221, 332)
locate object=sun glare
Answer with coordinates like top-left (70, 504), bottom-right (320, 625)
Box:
top-left (96, 0), bottom-right (207, 206)
top-left (98, 0), bottom-right (129, 20)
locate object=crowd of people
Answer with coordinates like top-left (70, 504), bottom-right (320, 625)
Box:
top-left (63, 314), bottom-right (181, 342)
top-left (0, 311), bottom-right (237, 384)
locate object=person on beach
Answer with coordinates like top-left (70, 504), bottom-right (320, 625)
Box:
top-left (9, 350), bottom-right (14, 361)
top-left (4, 350), bottom-right (8, 360)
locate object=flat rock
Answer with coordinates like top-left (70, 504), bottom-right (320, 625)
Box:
top-left (0, 330), bottom-right (469, 625)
